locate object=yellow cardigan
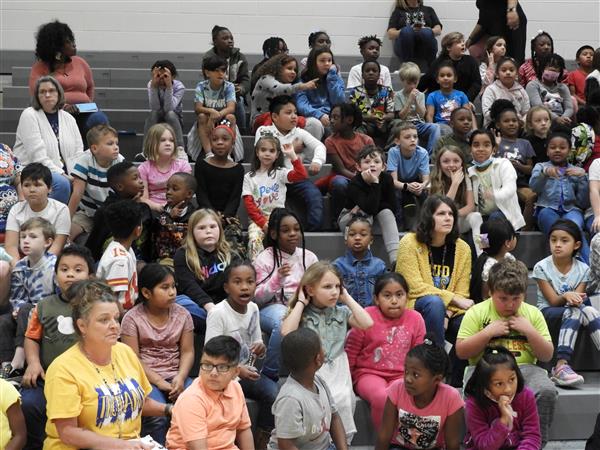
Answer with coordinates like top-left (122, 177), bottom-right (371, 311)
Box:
top-left (395, 233), bottom-right (471, 314)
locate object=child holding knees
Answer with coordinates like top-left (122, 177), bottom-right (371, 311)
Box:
top-left (139, 123), bottom-right (192, 213)
top-left (340, 145), bottom-right (400, 264)
top-left (194, 55), bottom-right (237, 157)
top-left (205, 260), bottom-right (277, 448)
top-left (243, 135), bottom-right (308, 259)
top-left (467, 129), bottom-right (526, 234)
top-left (393, 62), bottom-right (441, 155)
top-left (479, 36), bottom-right (507, 91)
top-left (254, 208), bottom-right (318, 381)
top-left (432, 106), bottom-right (474, 163)
top-left (345, 272), bottom-right (426, 428)
top-left (281, 261), bottom-right (374, 443)
top-left (121, 263), bottom-right (194, 444)
top-left (347, 35), bottom-right (392, 89)
top-left (456, 258), bottom-right (557, 447)
top-left (524, 105), bottom-right (552, 162)
top-left (333, 217), bottom-right (386, 308)
top-left (567, 45), bottom-right (595, 106)
top-left (268, 328), bottom-right (349, 450)
top-left (530, 129), bottom-right (590, 262)
top-left (463, 346), bottom-right (541, 450)
top-left (533, 219), bottom-right (600, 387)
top-left (0, 378), bottom-right (26, 450)
top-left (375, 337), bottom-right (465, 450)
top-left (387, 124), bottom-right (430, 231)
top-left (347, 60), bottom-right (395, 146)
top-left (429, 145), bottom-right (483, 254)
top-left (145, 59), bottom-right (186, 152)
top-left (482, 57), bottom-right (530, 128)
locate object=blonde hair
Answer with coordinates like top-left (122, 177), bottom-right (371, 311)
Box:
top-left (398, 61), bottom-right (421, 83)
top-left (430, 146), bottom-right (468, 208)
top-left (20, 217), bottom-right (56, 241)
top-left (183, 209), bottom-right (232, 281)
top-left (143, 123), bottom-right (177, 162)
top-left (71, 280), bottom-right (118, 337)
top-left (287, 261), bottom-right (342, 312)
top-left (441, 32), bottom-right (464, 58)
top-left (86, 124), bottom-right (118, 147)
top-left (525, 105), bottom-right (552, 135)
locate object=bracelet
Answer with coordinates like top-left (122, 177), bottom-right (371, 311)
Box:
top-left (298, 300), bottom-right (308, 307)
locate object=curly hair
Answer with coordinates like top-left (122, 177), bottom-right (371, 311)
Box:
top-left (35, 20), bottom-right (75, 72)
top-left (253, 54), bottom-right (298, 81)
top-left (357, 35), bottom-right (382, 49)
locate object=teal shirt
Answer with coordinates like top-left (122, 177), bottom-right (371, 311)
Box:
top-left (301, 304), bottom-right (351, 362)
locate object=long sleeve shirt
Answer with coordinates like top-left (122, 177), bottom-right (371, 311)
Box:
top-left (295, 68), bottom-right (346, 119)
top-left (147, 79), bottom-right (185, 117)
top-left (195, 159), bottom-right (244, 217)
top-left (529, 162), bottom-right (589, 212)
top-left (525, 79), bottom-right (573, 120)
top-left (332, 249), bottom-right (386, 307)
top-left (344, 171), bottom-right (397, 215)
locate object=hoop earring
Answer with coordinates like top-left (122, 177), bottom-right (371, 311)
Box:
top-left (55, 52), bottom-right (62, 61)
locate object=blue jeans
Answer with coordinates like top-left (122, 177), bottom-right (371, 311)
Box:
top-left (260, 304), bottom-right (287, 380)
top-left (393, 26), bottom-right (438, 65)
top-left (330, 175), bottom-right (351, 220)
top-left (536, 207), bottom-right (589, 263)
top-left (586, 215), bottom-right (596, 238)
top-left (415, 121), bottom-right (441, 156)
top-left (21, 382), bottom-right (46, 450)
top-left (176, 295), bottom-right (207, 334)
top-left (288, 180), bottom-right (323, 231)
top-left (50, 172), bottom-right (71, 204)
top-left (235, 98), bottom-right (246, 130)
top-left (142, 377), bottom-right (194, 444)
top-left (239, 374), bottom-right (278, 429)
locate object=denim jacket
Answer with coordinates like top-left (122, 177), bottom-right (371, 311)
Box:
top-left (530, 162), bottom-right (590, 211)
top-left (333, 249), bottom-right (386, 307)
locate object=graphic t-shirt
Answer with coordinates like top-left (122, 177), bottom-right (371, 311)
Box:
top-left (194, 80), bottom-right (236, 110)
top-left (96, 241), bottom-right (138, 309)
top-left (429, 244), bottom-right (455, 290)
top-left (44, 343), bottom-right (151, 450)
top-left (426, 90), bottom-right (469, 124)
top-left (0, 379), bottom-right (20, 449)
top-left (497, 138), bottom-right (536, 187)
top-left (387, 380), bottom-right (464, 449)
top-left (242, 168), bottom-right (292, 215)
top-left (474, 166), bottom-right (497, 216)
top-left (532, 255), bottom-right (590, 309)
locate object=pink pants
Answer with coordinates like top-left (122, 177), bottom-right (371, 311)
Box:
top-left (355, 373), bottom-right (403, 428)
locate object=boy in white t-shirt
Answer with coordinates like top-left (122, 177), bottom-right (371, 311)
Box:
top-left (96, 199), bottom-right (143, 311)
top-left (346, 35), bottom-right (392, 89)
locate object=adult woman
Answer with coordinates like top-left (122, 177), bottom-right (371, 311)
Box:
top-left (28, 20), bottom-right (109, 138)
top-left (13, 75), bottom-right (83, 204)
top-left (386, 0), bottom-right (442, 71)
top-left (465, 0), bottom-right (528, 65)
top-left (395, 195), bottom-right (473, 385)
top-left (43, 280), bottom-right (169, 450)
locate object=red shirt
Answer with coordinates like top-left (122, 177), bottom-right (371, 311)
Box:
top-left (566, 68), bottom-right (588, 103)
top-left (325, 132), bottom-right (374, 173)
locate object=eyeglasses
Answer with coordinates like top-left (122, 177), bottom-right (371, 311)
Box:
top-left (200, 362), bottom-right (236, 373)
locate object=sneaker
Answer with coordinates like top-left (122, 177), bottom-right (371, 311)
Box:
top-left (551, 364), bottom-right (584, 387)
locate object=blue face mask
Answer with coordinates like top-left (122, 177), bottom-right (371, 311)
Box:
top-left (472, 157), bottom-right (494, 169)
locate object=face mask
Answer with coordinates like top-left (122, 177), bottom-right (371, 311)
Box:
top-left (542, 70), bottom-right (560, 82)
top-left (472, 157), bottom-right (494, 169)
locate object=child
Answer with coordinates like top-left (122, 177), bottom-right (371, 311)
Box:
top-left (145, 59), bottom-right (186, 152)
top-left (96, 199), bottom-right (143, 310)
top-left (524, 105), bottom-right (552, 162)
top-left (0, 143), bottom-right (21, 239)
top-left (333, 217), bottom-right (386, 307)
top-left (173, 208), bottom-right (239, 331)
top-left (243, 135), bottom-right (308, 258)
top-left (194, 124), bottom-right (246, 257)
top-left (296, 47), bottom-right (346, 139)
top-left (341, 145), bottom-right (399, 263)
top-left (281, 261), bottom-right (374, 442)
top-left (251, 36), bottom-right (289, 92)
top-left (432, 107), bottom-right (474, 162)
top-left (166, 336), bottom-right (253, 450)
top-left (4, 163), bottom-right (70, 261)
top-left (323, 103), bottom-right (374, 218)
top-left (347, 35), bottom-right (391, 89)
top-left (345, 272), bottom-right (426, 427)
top-left (387, 124), bottom-right (429, 231)
top-left (85, 161), bottom-right (153, 262)
top-left (348, 60), bottom-right (395, 146)
top-left (139, 123), bottom-right (192, 212)
top-left (567, 45), bottom-right (595, 106)
top-left (375, 337), bottom-right (465, 450)
top-left (456, 258), bottom-right (557, 447)
top-left (530, 129), bottom-right (590, 262)
top-left (585, 48), bottom-right (600, 105)
top-left (0, 378), bottom-right (26, 450)
top-left (425, 62), bottom-right (472, 128)
top-left (479, 36), bottom-right (507, 91)
top-left (470, 217), bottom-right (518, 303)
top-left (68, 124), bottom-right (123, 241)
top-left (518, 31), bottom-right (559, 86)
top-left (255, 95), bottom-right (325, 231)
top-left (429, 145), bottom-right (482, 253)
top-left (463, 346), bottom-right (541, 450)
top-left (533, 219), bottom-right (600, 387)
top-left (154, 172), bottom-right (197, 264)
top-left (205, 260), bottom-right (278, 449)
top-left (526, 53), bottom-right (574, 126)
top-left (194, 54), bottom-right (237, 157)
top-left (467, 129), bottom-right (526, 232)
top-left (482, 57), bottom-right (530, 128)
top-left (268, 328), bottom-right (349, 450)
top-left (573, 105), bottom-right (600, 171)
top-left (21, 244), bottom-right (93, 449)
top-left (393, 62), bottom-right (441, 155)
top-left (299, 31), bottom-right (335, 72)
top-left (121, 264), bottom-right (194, 444)
top-left (254, 208), bottom-right (318, 380)
top-left (494, 104), bottom-right (537, 230)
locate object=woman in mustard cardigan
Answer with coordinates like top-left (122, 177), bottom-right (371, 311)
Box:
top-left (395, 195), bottom-right (474, 385)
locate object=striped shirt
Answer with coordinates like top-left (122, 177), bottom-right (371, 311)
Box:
top-left (96, 241), bottom-right (138, 309)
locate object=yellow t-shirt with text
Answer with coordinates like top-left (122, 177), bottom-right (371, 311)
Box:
top-left (0, 379), bottom-right (21, 449)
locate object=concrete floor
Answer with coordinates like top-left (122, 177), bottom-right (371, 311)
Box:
top-left (353, 441), bottom-right (588, 450)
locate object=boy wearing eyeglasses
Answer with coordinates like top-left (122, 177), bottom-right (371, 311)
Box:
top-left (166, 336), bottom-right (254, 450)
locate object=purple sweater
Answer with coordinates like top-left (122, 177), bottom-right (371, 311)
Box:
top-left (464, 387), bottom-right (541, 450)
